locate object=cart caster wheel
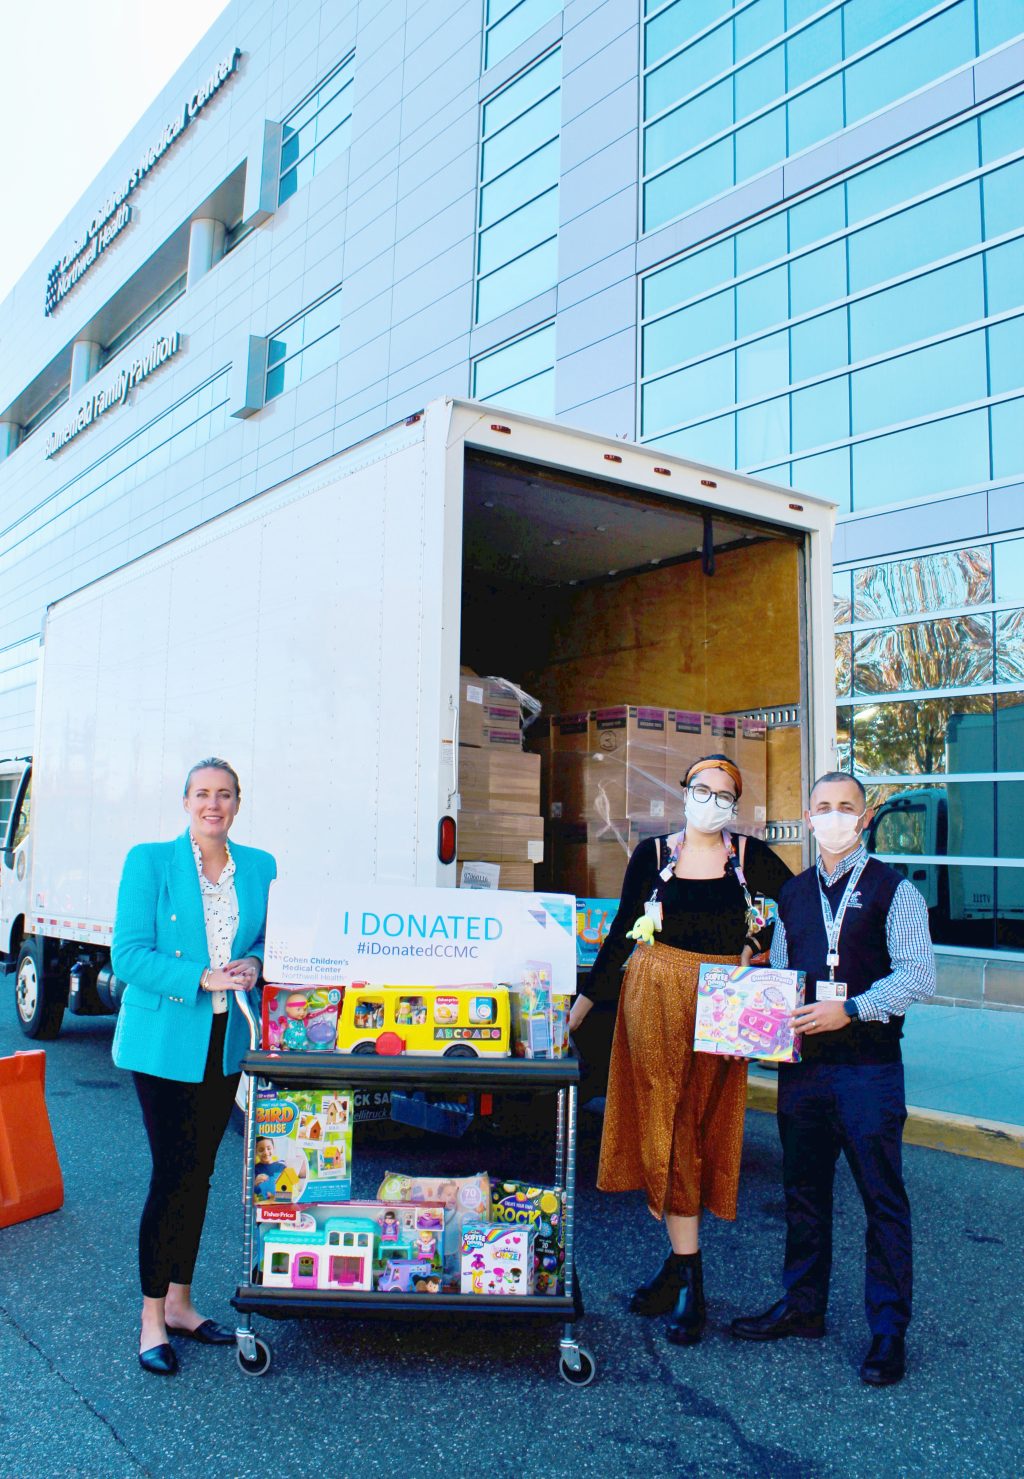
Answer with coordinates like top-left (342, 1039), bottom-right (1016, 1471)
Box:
top-left (236, 1338), bottom-right (272, 1376)
top-left (558, 1346), bottom-right (596, 1387)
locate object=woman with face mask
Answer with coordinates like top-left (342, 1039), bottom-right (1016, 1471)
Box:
top-left (569, 754), bottom-right (793, 1347)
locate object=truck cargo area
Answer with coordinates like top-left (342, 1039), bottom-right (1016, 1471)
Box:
top-left (458, 447), bottom-right (807, 897)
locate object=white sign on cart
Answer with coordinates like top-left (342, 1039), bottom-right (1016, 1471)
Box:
top-left (263, 881), bottom-right (578, 994)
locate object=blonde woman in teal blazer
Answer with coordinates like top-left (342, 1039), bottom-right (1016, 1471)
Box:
top-left (112, 758), bottom-right (276, 1376)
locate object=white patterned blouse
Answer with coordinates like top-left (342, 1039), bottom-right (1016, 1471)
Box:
top-left (191, 834), bottom-right (239, 1016)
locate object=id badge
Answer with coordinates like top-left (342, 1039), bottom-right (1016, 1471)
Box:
top-left (645, 900), bottom-right (664, 930)
top-left (817, 979), bottom-right (847, 1002)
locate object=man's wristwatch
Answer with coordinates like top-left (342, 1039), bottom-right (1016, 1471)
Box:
top-left (843, 997), bottom-right (859, 1019)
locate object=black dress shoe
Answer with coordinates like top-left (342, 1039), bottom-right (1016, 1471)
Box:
top-left (731, 1297), bottom-right (826, 1342)
top-left (139, 1343), bottom-right (178, 1375)
top-left (665, 1252), bottom-right (705, 1346)
top-left (630, 1254), bottom-right (686, 1316)
top-left (166, 1319), bottom-right (235, 1345)
top-left (860, 1334), bottom-right (906, 1386)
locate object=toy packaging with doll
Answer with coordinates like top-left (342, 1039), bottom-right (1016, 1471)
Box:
top-left (510, 963), bottom-right (571, 1060)
top-left (256, 1200), bottom-right (444, 1290)
top-left (490, 1179), bottom-right (565, 1294)
top-left (253, 1087), bottom-right (354, 1203)
top-left (460, 1221), bottom-right (536, 1295)
top-left (377, 1170), bottom-right (490, 1288)
top-left (262, 986), bottom-right (343, 1052)
top-left (694, 964), bottom-right (805, 1063)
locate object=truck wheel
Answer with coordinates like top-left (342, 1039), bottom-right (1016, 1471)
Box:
top-left (15, 939), bottom-right (65, 1040)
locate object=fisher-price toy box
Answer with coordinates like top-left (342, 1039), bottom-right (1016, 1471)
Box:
top-left (694, 964), bottom-right (805, 1064)
top-left (253, 1087), bottom-right (354, 1203)
top-left (262, 986), bottom-right (343, 1052)
top-left (460, 1221), bottom-right (537, 1295)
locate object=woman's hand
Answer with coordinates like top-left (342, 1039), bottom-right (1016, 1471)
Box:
top-left (569, 994), bottom-right (594, 1033)
top-left (225, 957), bottom-right (261, 990)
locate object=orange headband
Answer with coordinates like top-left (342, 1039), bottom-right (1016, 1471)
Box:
top-left (685, 757), bottom-right (743, 797)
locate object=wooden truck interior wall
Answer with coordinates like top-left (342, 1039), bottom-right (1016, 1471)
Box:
top-left (460, 453), bottom-right (805, 864)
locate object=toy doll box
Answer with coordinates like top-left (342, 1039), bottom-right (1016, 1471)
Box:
top-left (460, 1221), bottom-right (537, 1295)
top-left (694, 964), bottom-right (805, 1064)
top-left (262, 985), bottom-right (343, 1052)
top-left (253, 1087), bottom-right (354, 1204)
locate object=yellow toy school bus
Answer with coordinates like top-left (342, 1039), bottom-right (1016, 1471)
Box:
top-left (336, 985), bottom-right (511, 1058)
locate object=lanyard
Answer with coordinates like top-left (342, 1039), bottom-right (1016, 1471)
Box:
top-left (818, 857), bottom-right (868, 979)
top-left (649, 830), bottom-right (767, 936)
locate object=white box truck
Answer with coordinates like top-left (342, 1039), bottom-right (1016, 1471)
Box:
top-left (0, 398), bottom-right (836, 1038)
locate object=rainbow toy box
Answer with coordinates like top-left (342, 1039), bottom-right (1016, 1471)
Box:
top-left (460, 1221), bottom-right (536, 1295)
top-left (253, 1087), bottom-right (354, 1203)
top-left (491, 1179), bottom-right (565, 1295)
top-left (694, 964), bottom-right (805, 1064)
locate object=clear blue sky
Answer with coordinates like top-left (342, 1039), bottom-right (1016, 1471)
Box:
top-left (0, 0), bottom-right (229, 304)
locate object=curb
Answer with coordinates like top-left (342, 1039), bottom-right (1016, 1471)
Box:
top-left (745, 1074), bottom-right (1024, 1170)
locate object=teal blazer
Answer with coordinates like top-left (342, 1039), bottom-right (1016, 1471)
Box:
top-left (111, 829), bottom-right (277, 1083)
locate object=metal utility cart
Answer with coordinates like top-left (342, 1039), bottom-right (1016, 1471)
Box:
top-left (231, 1013), bottom-right (595, 1386)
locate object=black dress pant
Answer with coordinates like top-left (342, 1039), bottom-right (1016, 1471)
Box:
top-left (132, 1014), bottom-right (240, 1299)
top-left (777, 1059), bottom-right (912, 1336)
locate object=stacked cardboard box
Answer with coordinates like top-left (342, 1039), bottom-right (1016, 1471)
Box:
top-left (459, 670), bottom-right (522, 748)
top-left (457, 679), bottom-right (542, 891)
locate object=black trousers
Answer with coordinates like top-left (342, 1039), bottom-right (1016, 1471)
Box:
top-left (777, 1059), bottom-right (912, 1336)
top-left (132, 1015), bottom-right (240, 1299)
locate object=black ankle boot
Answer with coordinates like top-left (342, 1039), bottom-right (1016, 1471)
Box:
top-left (629, 1253), bottom-right (687, 1316)
top-left (665, 1251), bottom-right (705, 1345)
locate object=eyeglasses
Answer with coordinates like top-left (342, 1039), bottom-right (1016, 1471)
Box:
top-left (689, 782), bottom-right (737, 809)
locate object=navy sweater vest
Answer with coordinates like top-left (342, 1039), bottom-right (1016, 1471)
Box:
top-left (777, 857), bottom-right (904, 1065)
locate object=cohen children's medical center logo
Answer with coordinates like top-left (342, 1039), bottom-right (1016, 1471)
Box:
top-left (44, 47), bottom-right (243, 316)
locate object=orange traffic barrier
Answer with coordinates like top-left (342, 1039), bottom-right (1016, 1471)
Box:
top-left (0, 1051), bottom-right (64, 1228)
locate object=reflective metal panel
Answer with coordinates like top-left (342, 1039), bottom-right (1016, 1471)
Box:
top-left (836, 633), bottom-right (852, 697)
top-left (853, 547), bottom-right (991, 620)
top-left (996, 609), bottom-right (1024, 683)
top-left (851, 695), bottom-right (993, 776)
top-left (853, 615), bottom-right (994, 694)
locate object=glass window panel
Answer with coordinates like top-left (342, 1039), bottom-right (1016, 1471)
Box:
top-left (848, 183), bottom-right (981, 295)
top-left (789, 182), bottom-right (845, 250)
top-left (980, 93), bottom-right (1024, 164)
top-left (852, 410), bottom-right (990, 507)
top-left (737, 329), bottom-right (788, 400)
top-left (995, 539), bottom-right (1024, 604)
top-left (850, 256), bottom-right (984, 363)
top-left (978, 0), bottom-right (1024, 54)
top-left (789, 445), bottom-right (851, 508)
top-left (996, 610), bottom-right (1024, 683)
top-left (991, 396), bottom-right (1024, 480)
top-left (946, 782), bottom-right (996, 859)
top-left (296, 329), bottom-right (340, 383)
top-left (982, 159), bottom-right (1024, 240)
top-left (278, 166), bottom-right (299, 204)
top-left (646, 25), bottom-right (734, 117)
top-left (854, 548), bottom-right (992, 621)
top-left (996, 690), bottom-right (1024, 767)
top-left (483, 51), bottom-right (560, 137)
top-left (734, 47), bottom-right (786, 121)
top-left (787, 0), bottom-right (830, 23)
top-left (476, 236), bottom-right (558, 322)
top-left (790, 306), bottom-right (848, 379)
top-left (835, 704), bottom-right (852, 769)
top-left (301, 290), bottom-right (344, 345)
top-left (842, 0), bottom-right (933, 55)
top-left (791, 373), bottom-right (849, 451)
top-left (836, 633), bottom-right (852, 696)
top-left (844, 3), bottom-right (975, 128)
top-left (479, 140), bottom-right (560, 228)
top-left (852, 615), bottom-right (994, 695)
top-left (735, 105), bottom-right (787, 179)
top-left (756, 460), bottom-right (792, 484)
top-left (482, 93), bottom-right (560, 181)
top-left (643, 240), bottom-right (734, 319)
top-left (737, 394), bottom-right (789, 464)
top-left (652, 412), bottom-right (736, 465)
top-left (645, 80), bottom-right (733, 175)
top-left (985, 236), bottom-right (1024, 315)
top-left (303, 117), bottom-right (351, 179)
top-left (734, 0), bottom-right (785, 59)
top-left (473, 324), bottom-right (555, 399)
top-left (846, 120), bottom-right (977, 224)
top-left (642, 350), bottom-right (735, 434)
top-left (834, 569), bottom-right (853, 624)
top-left (477, 188), bottom-right (558, 274)
top-left (789, 240), bottom-right (846, 316)
top-left (786, 73), bottom-right (844, 154)
top-left (313, 81), bottom-right (354, 144)
top-left (487, 366), bottom-right (555, 415)
top-left (988, 315), bottom-right (1024, 397)
top-left (644, 137), bottom-right (734, 229)
top-left (851, 330), bottom-right (987, 436)
top-left (851, 694), bottom-right (993, 775)
top-left (786, 9), bottom-right (841, 88)
top-left (735, 213), bottom-right (788, 274)
top-left (644, 289), bottom-right (734, 371)
top-left (645, 0), bottom-right (721, 67)
top-left (485, 0), bottom-right (562, 69)
top-left (736, 263), bottom-right (787, 336)
top-left (488, 0), bottom-right (522, 27)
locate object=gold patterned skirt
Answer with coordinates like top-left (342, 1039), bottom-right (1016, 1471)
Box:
top-left (597, 942), bottom-right (747, 1221)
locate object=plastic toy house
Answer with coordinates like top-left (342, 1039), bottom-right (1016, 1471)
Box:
top-left (261, 1216), bottom-right (381, 1291)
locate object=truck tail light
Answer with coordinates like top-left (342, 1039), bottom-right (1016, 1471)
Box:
top-left (438, 815), bottom-right (457, 865)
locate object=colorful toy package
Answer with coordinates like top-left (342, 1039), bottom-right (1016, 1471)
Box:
top-left (510, 962), bottom-right (571, 1060)
top-left (694, 964), bottom-right (805, 1064)
top-left (262, 986), bottom-right (343, 1052)
top-left (575, 898), bottom-right (618, 970)
top-left (253, 1087), bottom-right (354, 1203)
top-left (461, 1221), bottom-right (536, 1295)
top-left (255, 1200), bottom-right (444, 1287)
top-left (490, 1179), bottom-right (565, 1295)
top-left (377, 1170), bottom-right (490, 1289)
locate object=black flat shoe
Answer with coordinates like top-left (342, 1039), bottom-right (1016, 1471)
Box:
top-left (860, 1334), bottom-right (906, 1386)
top-left (139, 1343), bottom-right (178, 1375)
top-left (731, 1297), bottom-right (826, 1342)
top-left (167, 1319), bottom-right (235, 1345)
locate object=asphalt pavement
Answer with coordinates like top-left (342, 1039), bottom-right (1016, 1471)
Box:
top-left (1, 1005), bottom-right (1022, 1479)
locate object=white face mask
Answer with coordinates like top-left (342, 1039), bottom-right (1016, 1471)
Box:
top-left (808, 809), bottom-right (864, 852)
top-left (685, 791), bottom-right (736, 834)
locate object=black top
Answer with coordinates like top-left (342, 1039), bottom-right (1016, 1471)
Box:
top-left (586, 834), bottom-right (794, 1004)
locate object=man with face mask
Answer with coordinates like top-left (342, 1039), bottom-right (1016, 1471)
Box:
top-left (730, 772), bottom-right (935, 1386)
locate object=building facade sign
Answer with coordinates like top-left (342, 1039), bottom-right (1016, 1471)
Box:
top-left (44, 331), bottom-right (181, 457)
top-left (44, 47), bottom-right (242, 316)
